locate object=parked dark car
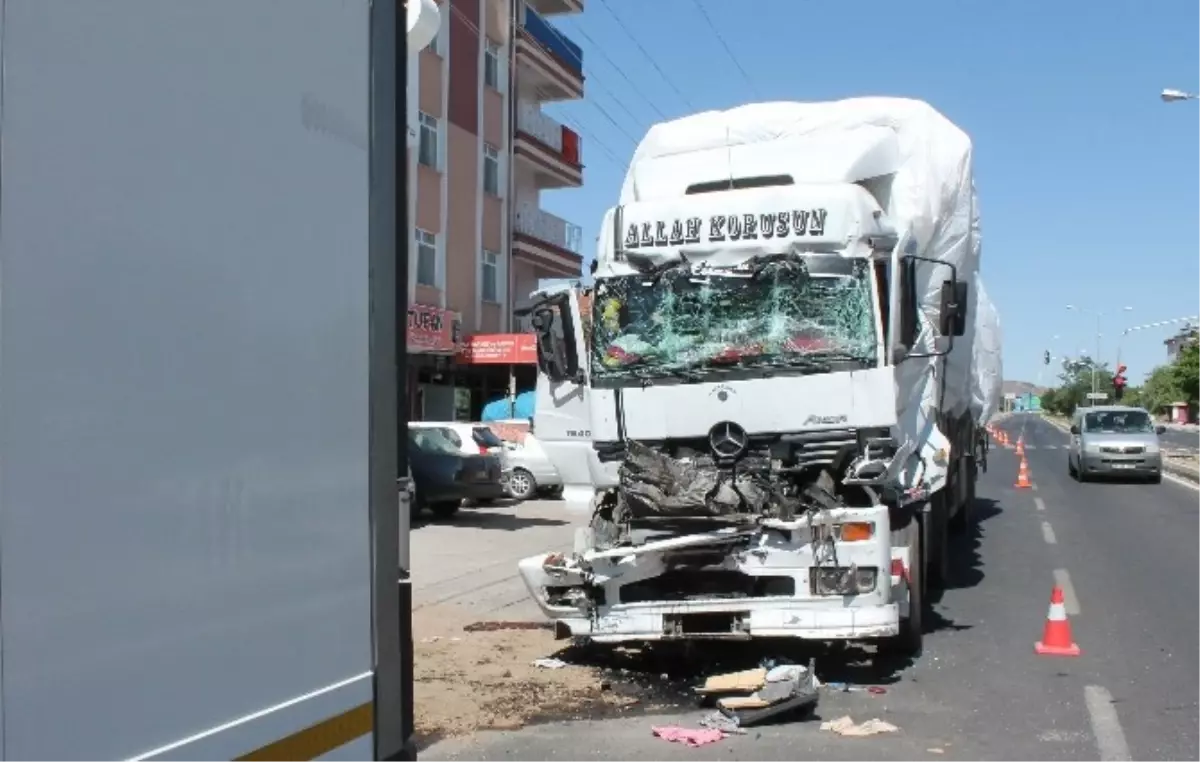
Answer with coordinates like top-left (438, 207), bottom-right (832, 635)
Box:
top-left (407, 426), bottom-right (506, 518)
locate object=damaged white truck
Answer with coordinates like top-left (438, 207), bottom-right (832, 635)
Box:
top-left (518, 98), bottom-right (1003, 658)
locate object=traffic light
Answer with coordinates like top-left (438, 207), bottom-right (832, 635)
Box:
top-left (1044, 350), bottom-right (1051, 365)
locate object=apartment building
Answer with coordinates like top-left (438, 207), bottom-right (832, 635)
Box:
top-left (406, 0), bottom-right (585, 421)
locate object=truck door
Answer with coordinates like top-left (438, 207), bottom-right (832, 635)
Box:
top-left (529, 289), bottom-right (599, 510)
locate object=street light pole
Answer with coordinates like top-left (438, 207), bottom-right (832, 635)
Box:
top-left (1117, 315), bottom-right (1200, 369)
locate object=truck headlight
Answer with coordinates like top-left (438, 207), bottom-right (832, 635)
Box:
top-left (811, 566), bottom-right (877, 595)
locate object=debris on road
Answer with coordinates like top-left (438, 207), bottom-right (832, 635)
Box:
top-left (820, 715), bottom-right (899, 737)
top-left (463, 620), bottom-right (553, 633)
top-left (823, 681), bottom-right (888, 695)
top-left (415, 608), bottom-right (693, 745)
top-left (699, 711), bottom-right (746, 735)
top-left (699, 660), bottom-right (820, 727)
top-left (651, 725), bottom-right (727, 748)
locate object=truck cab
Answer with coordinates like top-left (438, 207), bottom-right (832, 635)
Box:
top-left (516, 107), bottom-right (976, 655)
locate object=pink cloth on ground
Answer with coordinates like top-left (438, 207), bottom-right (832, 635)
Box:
top-left (651, 725), bottom-right (726, 747)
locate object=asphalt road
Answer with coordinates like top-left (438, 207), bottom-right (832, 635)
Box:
top-left (422, 413), bottom-right (1199, 761)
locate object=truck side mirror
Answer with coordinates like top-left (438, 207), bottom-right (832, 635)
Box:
top-left (531, 303), bottom-right (580, 383)
top-left (1155, 424), bottom-right (1166, 435)
top-left (938, 279), bottom-right (969, 337)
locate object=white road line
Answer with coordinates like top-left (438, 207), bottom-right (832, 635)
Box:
top-left (1163, 470), bottom-right (1200, 492)
top-left (1041, 520), bottom-right (1057, 545)
top-left (1034, 496), bottom-right (1046, 511)
top-left (1053, 568), bottom-right (1080, 615)
top-left (1084, 685), bottom-right (1132, 761)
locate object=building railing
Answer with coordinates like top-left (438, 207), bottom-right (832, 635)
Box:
top-left (515, 103), bottom-right (582, 165)
top-left (514, 204), bottom-right (582, 253)
top-left (521, 6), bottom-right (583, 72)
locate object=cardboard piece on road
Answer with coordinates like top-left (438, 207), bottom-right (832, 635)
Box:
top-left (708, 663), bottom-right (819, 727)
top-left (696, 668), bottom-right (767, 695)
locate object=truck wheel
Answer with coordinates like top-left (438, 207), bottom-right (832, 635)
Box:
top-left (882, 517), bottom-right (923, 658)
top-left (926, 500), bottom-right (950, 591)
top-left (429, 501), bottom-right (461, 519)
top-left (950, 478), bottom-right (974, 534)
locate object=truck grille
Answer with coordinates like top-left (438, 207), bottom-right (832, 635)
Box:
top-left (780, 428), bottom-right (860, 468)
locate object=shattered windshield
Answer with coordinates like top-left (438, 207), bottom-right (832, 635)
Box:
top-left (590, 257), bottom-right (878, 383)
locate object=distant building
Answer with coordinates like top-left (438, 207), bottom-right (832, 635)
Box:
top-left (1164, 326), bottom-right (1198, 363)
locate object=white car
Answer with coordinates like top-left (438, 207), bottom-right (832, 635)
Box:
top-left (501, 432), bottom-right (563, 501)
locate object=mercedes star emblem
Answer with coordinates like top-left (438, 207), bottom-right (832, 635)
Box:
top-left (709, 421), bottom-right (748, 460)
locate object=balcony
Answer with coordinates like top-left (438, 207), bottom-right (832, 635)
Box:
top-left (514, 103), bottom-right (583, 187)
top-left (525, 0), bottom-right (584, 15)
top-left (516, 7), bottom-right (584, 101)
top-left (513, 205), bottom-right (584, 276)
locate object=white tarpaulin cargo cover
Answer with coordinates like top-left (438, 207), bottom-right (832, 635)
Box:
top-left (616, 97), bottom-right (987, 422)
top-left (972, 275), bottom-right (1003, 424)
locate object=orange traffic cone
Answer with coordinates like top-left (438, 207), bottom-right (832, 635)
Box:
top-left (1015, 436), bottom-right (1025, 456)
top-left (1015, 456), bottom-right (1032, 489)
top-left (1035, 586), bottom-right (1081, 657)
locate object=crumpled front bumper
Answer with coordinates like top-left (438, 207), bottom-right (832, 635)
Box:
top-left (517, 505), bottom-right (906, 644)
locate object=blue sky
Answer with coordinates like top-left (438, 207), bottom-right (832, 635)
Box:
top-left (538, 0), bottom-right (1199, 388)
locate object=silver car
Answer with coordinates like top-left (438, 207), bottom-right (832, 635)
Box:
top-left (1068, 405), bottom-right (1166, 483)
top-left (500, 433), bottom-right (563, 501)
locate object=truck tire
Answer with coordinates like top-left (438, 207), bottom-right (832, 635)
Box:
top-left (925, 499), bottom-right (950, 591)
top-left (882, 516), bottom-right (923, 658)
top-left (950, 477), bottom-right (974, 534)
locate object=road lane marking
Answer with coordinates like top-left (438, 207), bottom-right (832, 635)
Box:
top-left (1041, 521), bottom-right (1057, 545)
top-left (1084, 685), bottom-right (1132, 761)
top-left (1053, 568), bottom-right (1080, 615)
top-left (1163, 471), bottom-right (1200, 492)
top-left (1034, 497), bottom-right (1046, 511)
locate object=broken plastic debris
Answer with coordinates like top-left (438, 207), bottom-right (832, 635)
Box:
top-left (651, 726), bottom-right (726, 747)
top-left (715, 658), bottom-right (819, 727)
top-left (531, 658), bottom-right (568, 669)
top-left (699, 711), bottom-right (745, 735)
top-left (819, 716), bottom-right (899, 737)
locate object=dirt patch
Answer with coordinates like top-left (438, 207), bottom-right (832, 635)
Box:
top-left (413, 611), bottom-right (904, 746)
top-left (414, 612), bottom-right (687, 745)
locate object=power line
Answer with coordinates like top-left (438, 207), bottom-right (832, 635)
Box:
top-left (686, 0), bottom-right (761, 99)
top-left (568, 24), bottom-right (669, 121)
top-left (593, 0), bottom-right (696, 112)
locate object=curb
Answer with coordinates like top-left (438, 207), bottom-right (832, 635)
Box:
top-left (1038, 415), bottom-right (1199, 483)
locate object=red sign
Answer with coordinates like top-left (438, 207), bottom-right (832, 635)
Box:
top-left (407, 304), bottom-right (458, 354)
top-left (456, 333), bottom-right (538, 364)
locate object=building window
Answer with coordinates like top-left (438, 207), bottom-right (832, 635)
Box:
top-left (427, 24), bottom-right (442, 56)
top-left (418, 112), bottom-right (439, 169)
top-left (416, 229), bottom-right (437, 287)
top-left (483, 144), bottom-right (500, 196)
top-left (481, 250), bottom-right (499, 303)
top-left (484, 41), bottom-right (501, 90)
